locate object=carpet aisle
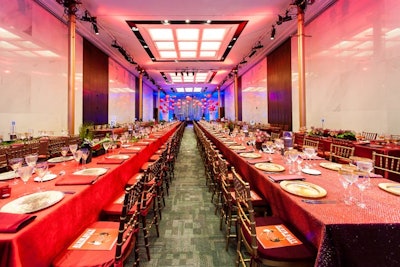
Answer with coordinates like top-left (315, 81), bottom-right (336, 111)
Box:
top-left (127, 124), bottom-right (235, 266)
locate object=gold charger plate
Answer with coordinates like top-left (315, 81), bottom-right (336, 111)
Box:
top-left (319, 162), bottom-right (342, 171)
top-left (240, 152), bottom-right (262, 159)
top-left (229, 145), bottom-right (246, 150)
top-left (48, 156), bottom-right (74, 163)
top-left (280, 181), bottom-right (327, 198)
top-left (0, 171), bottom-right (16, 181)
top-left (378, 183), bottom-right (400, 196)
top-left (0, 190), bottom-right (65, 214)
top-left (254, 163), bottom-right (285, 172)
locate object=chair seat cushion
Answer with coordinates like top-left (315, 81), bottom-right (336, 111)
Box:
top-left (149, 154), bottom-right (160, 161)
top-left (127, 173), bottom-right (143, 186)
top-left (241, 216), bottom-right (315, 262)
top-left (140, 162), bottom-right (153, 171)
top-left (52, 221), bottom-right (131, 267)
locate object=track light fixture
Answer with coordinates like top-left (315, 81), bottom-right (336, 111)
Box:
top-left (248, 50), bottom-right (256, 58)
top-left (253, 42), bottom-right (263, 49)
top-left (240, 58), bottom-right (247, 64)
top-left (270, 25), bottom-right (276, 40)
top-left (111, 41), bottom-right (136, 64)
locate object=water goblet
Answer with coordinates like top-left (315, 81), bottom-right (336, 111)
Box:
top-left (103, 142), bottom-right (111, 154)
top-left (81, 148), bottom-right (89, 168)
top-left (35, 161), bottom-right (48, 191)
top-left (69, 144), bottom-right (78, 154)
top-left (73, 150), bottom-right (83, 169)
top-left (25, 153), bottom-right (38, 167)
top-left (17, 165), bottom-right (34, 195)
top-left (288, 150), bottom-right (299, 174)
top-left (338, 166), bottom-right (357, 205)
top-left (9, 157), bottom-right (23, 185)
top-left (61, 146), bottom-right (69, 165)
top-left (354, 170), bottom-right (369, 209)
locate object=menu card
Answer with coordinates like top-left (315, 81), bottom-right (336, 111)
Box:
top-left (68, 228), bottom-right (118, 250)
top-left (256, 224), bottom-right (302, 249)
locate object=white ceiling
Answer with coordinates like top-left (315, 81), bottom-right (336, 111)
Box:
top-left (37, 0), bottom-right (333, 94)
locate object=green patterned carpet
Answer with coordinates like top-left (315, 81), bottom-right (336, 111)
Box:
top-left (125, 124), bottom-right (236, 266)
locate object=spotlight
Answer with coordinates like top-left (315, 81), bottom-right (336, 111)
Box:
top-left (282, 10), bottom-right (292, 22)
top-left (253, 42), bottom-right (263, 49)
top-left (81, 10), bottom-right (91, 21)
top-left (270, 25), bottom-right (276, 40)
top-left (92, 23), bottom-right (99, 35)
top-left (111, 40), bottom-right (119, 48)
top-left (248, 50), bottom-right (256, 58)
top-left (277, 15), bottom-right (283, 25)
top-left (240, 58), bottom-right (247, 64)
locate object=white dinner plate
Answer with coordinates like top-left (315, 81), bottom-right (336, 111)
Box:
top-left (126, 146), bottom-right (142, 151)
top-left (301, 168), bottom-right (322, 175)
top-left (378, 183), bottom-right (400, 196)
top-left (34, 173), bottom-right (58, 182)
top-left (48, 156), bottom-right (74, 163)
top-left (280, 181), bottom-right (327, 198)
top-left (0, 190), bottom-right (65, 214)
top-left (106, 154), bottom-right (130, 160)
top-left (73, 168), bottom-right (108, 176)
top-left (0, 171), bottom-right (17, 181)
top-left (319, 162), bottom-right (342, 171)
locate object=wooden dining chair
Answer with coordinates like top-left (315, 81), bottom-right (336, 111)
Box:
top-left (361, 131), bottom-right (378, 141)
top-left (329, 143), bottom-right (355, 164)
top-left (53, 179), bottom-right (143, 267)
top-left (303, 138), bottom-right (319, 150)
top-left (233, 171), bottom-right (316, 267)
top-left (270, 132), bottom-right (280, 141)
top-left (372, 152), bottom-right (400, 178)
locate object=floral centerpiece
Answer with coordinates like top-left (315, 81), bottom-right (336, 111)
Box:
top-left (308, 126), bottom-right (356, 140)
top-left (254, 129), bottom-right (270, 149)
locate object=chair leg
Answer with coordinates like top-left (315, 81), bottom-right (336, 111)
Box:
top-left (141, 216), bottom-right (151, 261)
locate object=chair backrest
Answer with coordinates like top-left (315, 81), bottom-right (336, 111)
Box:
top-left (329, 143), bottom-right (355, 163)
top-left (115, 176), bottom-right (143, 264)
top-left (270, 132), bottom-right (280, 141)
top-left (372, 152), bottom-right (400, 177)
top-left (303, 138), bottom-right (319, 150)
top-left (232, 167), bottom-right (258, 258)
top-left (362, 131), bottom-right (378, 141)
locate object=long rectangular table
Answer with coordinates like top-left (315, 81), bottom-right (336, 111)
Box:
top-left (198, 122), bottom-right (400, 267)
top-left (0, 122), bottom-right (180, 267)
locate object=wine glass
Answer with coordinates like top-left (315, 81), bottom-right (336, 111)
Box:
top-left (35, 161), bottom-right (48, 191)
top-left (73, 150), bottom-right (83, 169)
top-left (81, 148), bottom-right (89, 167)
top-left (103, 142), bottom-right (111, 154)
top-left (338, 166), bottom-right (357, 205)
top-left (17, 165), bottom-right (34, 195)
top-left (25, 153), bottom-right (38, 167)
top-left (9, 157), bottom-right (23, 185)
top-left (303, 147), bottom-right (315, 168)
top-left (354, 170), bottom-right (369, 209)
top-left (61, 146), bottom-right (69, 165)
top-left (69, 144), bottom-right (78, 155)
top-left (288, 150), bottom-right (299, 174)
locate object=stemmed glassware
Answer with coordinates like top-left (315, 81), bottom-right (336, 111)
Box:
top-left (73, 150), bottom-right (83, 169)
top-left (102, 141), bottom-right (111, 154)
top-left (303, 147), bottom-right (315, 168)
top-left (25, 153), bottom-right (38, 167)
top-left (69, 144), bottom-right (78, 155)
top-left (61, 146), bottom-right (69, 165)
top-left (338, 166), bottom-right (357, 205)
top-left (80, 148), bottom-right (89, 168)
top-left (35, 161), bottom-right (48, 191)
top-left (17, 165), bottom-right (34, 195)
top-left (288, 150), bottom-right (299, 174)
top-left (9, 157), bottom-right (23, 185)
top-left (354, 170), bottom-right (369, 208)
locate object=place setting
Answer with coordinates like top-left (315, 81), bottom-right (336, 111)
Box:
top-left (55, 167), bottom-right (108, 186)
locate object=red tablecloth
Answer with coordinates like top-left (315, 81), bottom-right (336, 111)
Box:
top-left (0, 122), bottom-right (180, 267)
top-left (198, 122), bottom-right (400, 267)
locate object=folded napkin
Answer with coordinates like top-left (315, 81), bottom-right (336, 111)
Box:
top-left (268, 175), bottom-right (305, 183)
top-left (0, 212), bottom-right (36, 233)
top-left (97, 158), bottom-right (125, 165)
top-left (247, 158), bottom-right (271, 164)
top-left (55, 174), bottom-right (99, 186)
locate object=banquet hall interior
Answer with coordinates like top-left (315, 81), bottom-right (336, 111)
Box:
top-left (1, 0), bottom-right (400, 267)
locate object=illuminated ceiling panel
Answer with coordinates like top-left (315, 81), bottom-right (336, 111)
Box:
top-left (126, 20), bottom-right (248, 62)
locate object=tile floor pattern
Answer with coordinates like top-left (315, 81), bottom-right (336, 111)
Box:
top-left (125, 124), bottom-right (236, 266)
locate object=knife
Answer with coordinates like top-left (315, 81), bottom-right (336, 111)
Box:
top-left (301, 199), bottom-right (336, 204)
